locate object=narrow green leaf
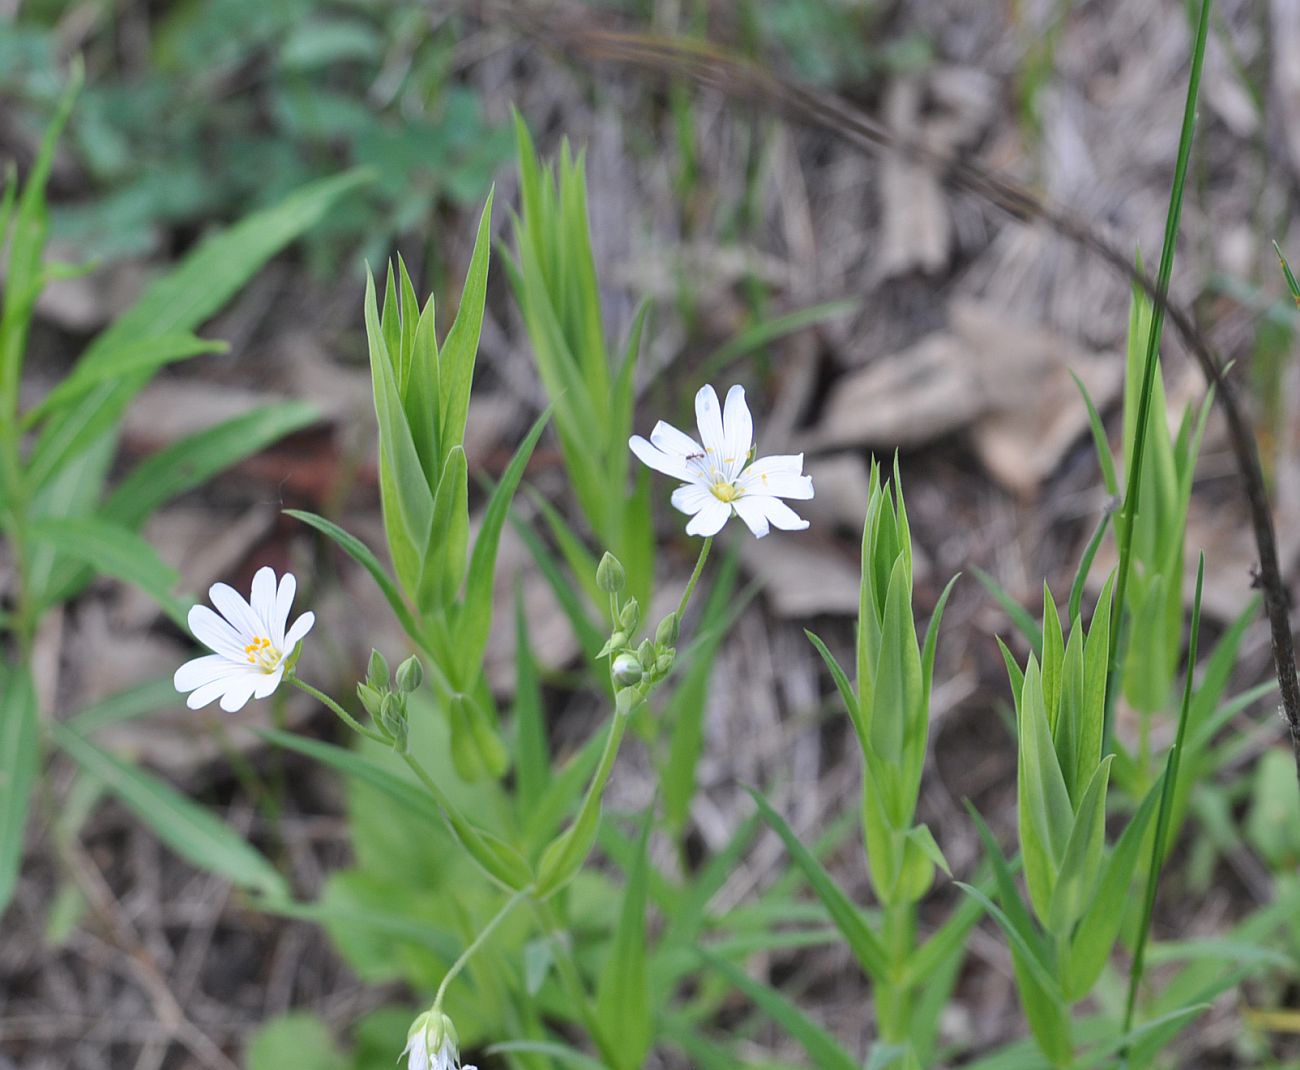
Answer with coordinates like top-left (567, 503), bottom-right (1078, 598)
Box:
top-left (456, 409), bottom-right (550, 669)
top-left (259, 728), bottom-right (531, 891)
top-left (662, 554), bottom-right (736, 835)
top-left (512, 589), bottom-right (549, 816)
top-left (747, 787), bottom-right (889, 981)
top-left (68, 676), bottom-right (179, 735)
top-left (284, 510), bottom-right (421, 646)
top-left (1047, 755), bottom-right (1113, 934)
top-left (595, 812), bottom-right (653, 1070)
top-left (105, 402), bottom-right (317, 530)
top-left (53, 723), bottom-right (286, 897)
top-left (974, 567), bottom-right (1044, 655)
top-left (807, 630), bottom-right (864, 747)
top-left (29, 170), bottom-right (368, 491)
top-left (439, 190), bottom-right (495, 453)
top-left (21, 335), bottom-right (227, 429)
top-left (698, 948), bottom-right (859, 1070)
top-left (28, 516), bottom-right (188, 626)
top-left (1070, 370), bottom-right (1119, 498)
top-left (0, 664), bottom-right (38, 916)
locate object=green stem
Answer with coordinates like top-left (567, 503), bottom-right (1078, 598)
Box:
top-left (675, 535), bottom-right (713, 623)
top-left (1105, 0), bottom-right (1210, 744)
top-left (288, 676), bottom-right (388, 744)
top-left (432, 885), bottom-right (533, 1013)
top-left (876, 901), bottom-right (916, 1045)
top-left (1121, 555), bottom-right (1205, 1048)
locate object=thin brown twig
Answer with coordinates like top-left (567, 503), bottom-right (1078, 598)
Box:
top-left (487, 6), bottom-right (1300, 787)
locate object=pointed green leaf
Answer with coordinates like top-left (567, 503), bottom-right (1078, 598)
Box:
top-left (0, 664), bottom-right (38, 917)
top-left (54, 723), bottom-right (286, 898)
top-left (747, 787), bottom-right (888, 981)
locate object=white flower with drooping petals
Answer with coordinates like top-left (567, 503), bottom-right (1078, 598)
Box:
top-left (402, 1011), bottom-right (476, 1070)
top-left (174, 566), bottom-right (315, 713)
top-left (630, 384), bottom-right (814, 538)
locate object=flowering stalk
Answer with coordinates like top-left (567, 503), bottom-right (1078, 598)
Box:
top-left (432, 886), bottom-right (534, 1014)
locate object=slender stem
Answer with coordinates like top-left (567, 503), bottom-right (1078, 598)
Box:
top-left (1104, 0), bottom-right (1210, 746)
top-left (676, 535), bottom-right (713, 622)
top-left (433, 885), bottom-right (533, 1012)
top-left (288, 676), bottom-right (388, 744)
top-left (1121, 555), bottom-right (1205, 1047)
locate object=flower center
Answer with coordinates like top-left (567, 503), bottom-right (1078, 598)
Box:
top-left (711, 480), bottom-right (742, 503)
top-left (244, 636), bottom-right (282, 672)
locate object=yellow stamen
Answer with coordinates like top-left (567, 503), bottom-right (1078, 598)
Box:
top-left (711, 481), bottom-right (741, 503)
top-left (243, 636), bottom-right (281, 672)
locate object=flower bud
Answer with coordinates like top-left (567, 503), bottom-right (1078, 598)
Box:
top-left (615, 685), bottom-right (643, 718)
top-left (357, 681), bottom-right (384, 719)
top-left (618, 597), bottom-right (640, 633)
top-left (612, 652), bottom-right (643, 687)
top-left (367, 649), bottom-right (390, 689)
top-left (654, 611), bottom-right (680, 647)
top-left (379, 692), bottom-right (409, 751)
top-left (637, 638), bottom-right (655, 670)
top-left (395, 655), bottom-right (424, 693)
top-left (596, 551), bottom-right (626, 593)
top-left (607, 630), bottom-right (628, 653)
top-left (655, 651), bottom-right (675, 676)
top-left (402, 1009), bottom-right (465, 1070)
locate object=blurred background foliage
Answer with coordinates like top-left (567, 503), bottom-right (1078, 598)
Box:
top-left (1, 1), bottom-right (510, 271)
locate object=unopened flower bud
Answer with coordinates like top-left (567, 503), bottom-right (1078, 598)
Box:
top-left (402, 1009), bottom-right (467, 1070)
top-left (380, 693), bottom-right (409, 752)
top-left (596, 551), bottom-right (626, 593)
top-left (654, 612), bottom-right (680, 647)
top-left (618, 597), bottom-right (640, 632)
top-left (395, 655), bottom-right (423, 693)
top-left (357, 681), bottom-right (384, 719)
top-left (612, 652), bottom-right (643, 687)
top-left (607, 630), bottom-right (628, 653)
top-left (655, 652), bottom-right (675, 676)
top-left (637, 638), bottom-right (655, 670)
top-left (367, 649), bottom-right (390, 688)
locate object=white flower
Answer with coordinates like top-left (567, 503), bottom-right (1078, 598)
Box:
top-left (402, 1012), bottom-right (476, 1070)
top-left (630, 384), bottom-right (814, 538)
top-left (174, 566), bottom-right (315, 713)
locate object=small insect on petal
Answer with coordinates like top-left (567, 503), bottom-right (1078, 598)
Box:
top-left (630, 383), bottom-right (815, 539)
top-left (175, 568), bottom-right (310, 712)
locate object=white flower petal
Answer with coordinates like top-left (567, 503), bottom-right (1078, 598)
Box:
top-left (174, 654), bottom-right (243, 692)
top-left (218, 673), bottom-right (263, 713)
top-left (186, 669), bottom-right (258, 710)
top-left (188, 604), bottom-right (248, 662)
top-left (731, 496), bottom-right (772, 538)
top-left (721, 385), bottom-right (752, 480)
top-left (252, 666), bottom-right (285, 700)
top-left (670, 483), bottom-right (714, 516)
top-left (738, 455), bottom-right (814, 501)
top-left (249, 567), bottom-right (278, 633)
top-left (742, 452), bottom-right (805, 476)
top-left (749, 495), bottom-right (810, 531)
top-left (685, 497), bottom-right (731, 537)
top-left (208, 582), bottom-right (265, 642)
top-left (648, 420), bottom-right (704, 461)
top-left (694, 384), bottom-right (726, 460)
top-left (272, 572), bottom-right (297, 648)
top-left (283, 611), bottom-right (316, 651)
top-left (630, 435), bottom-right (699, 483)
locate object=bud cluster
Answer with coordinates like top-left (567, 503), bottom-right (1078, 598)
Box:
top-left (594, 552), bottom-right (677, 708)
top-left (358, 649), bottom-right (424, 752)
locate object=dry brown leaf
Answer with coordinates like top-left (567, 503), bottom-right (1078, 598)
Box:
top-left (740, 536), bottom-right (862, 618)
top-left (811, 332), bottom-right (982, 449)
top-left (953, 301), bottom-right (1124, 495)
top-left (877, 68), bottom-right (996, 279)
